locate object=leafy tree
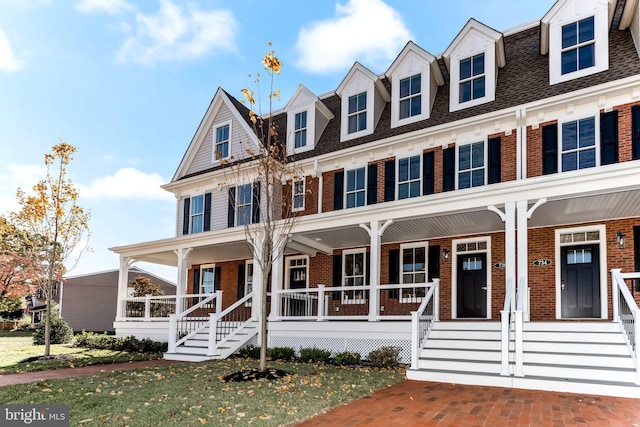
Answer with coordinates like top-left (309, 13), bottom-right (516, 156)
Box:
top-left (33, 303), bottom-right (73, 345)
top-left (224, 45), bottom-right (304, 371)
top-left (0, 297), bottom-right (23, 318)
top-left (0, 216), bottom-right (41, 306)
top-left (12, 142), bottom-right (90, 356)
top-left (130, 276), bottom-right (165, 297)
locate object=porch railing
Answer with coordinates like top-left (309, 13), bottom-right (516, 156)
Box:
top-left (611, 269), bottom-right (640, 384)
top-left (208, 292), bottom-right (254, 357)
top-left (500, 277), bottom-right (515, 376)
top-left (167, 292), bottom-right (221, 353)
top-left (410, 279), bottom-right (441, 370)
top-left (274, 281), bottom-right (437, 321)
top-left (513, 276), bottom-right (525, 377)
top-left (121, 294), bottom-right (214, 320)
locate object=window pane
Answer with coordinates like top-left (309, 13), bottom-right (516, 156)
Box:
top-left (578, 17), bottom-right (594, 43)
top-left (400, 78), bottom-right (410, 98)
top-left (460, 58), bottom-right (471, 80)
top-left (579, 148), bottom-right (596, 168)
top-left (411, 75), bottom-right (421, 95)
top-left (562, 22), bottom-right (577, 49)
top-left (459, 171), bottom-right (471, 189)
top-left (357, 112), bottom-right (367, 131)
top-left (459, 145), bottom-right (471, 170)
top-left (191, 195), bottom-right (204, 214)
top-left (399, 99), bottom-right (410, 119)
top-left (410, 95), bottom-right (421, 116)
top-left (192, 215), bottom-right (203, 233)
top-left (348, 115), bottom-right (358, 134)
top-left (472, 142), bottom-right (484, 168)
top-left (356, 191), bottom-right (365, 207)
top-left (460, 81), bottom-right (471, 103)
top-left (562, 152), bottom-right (578, 172)
top-left (473, 76), bottom-right (485, 99)
top-left (562, 121), bottom-right (578, 151)
top-left (562, 50), bottom-right (578, 75)
top-left (346, 170), bottom-right (356, 192)
top-left (357, 93), bottom-right (366, 110)
top-left (348, 95), bottom-right (357, 114)
top-left (578, 44), bottom-right (594, 70)
top-left (295, 129), bottom-right (306, 148)
top-left (471, 169), bottom-right (484, 187)
top-left (409, 181), bottom-right (421, 197)
top-left (578, 118), bottom-right (595, 147)
top-left (398, 183), bottom-right (409, 199)
top-left (473, 54), bottom-right (484, 76)
top-left (295, 111), bottom-right (307, 129)
top-left (398, 158), bottom-right (408, 181)
top-left (409, 156), bottom-right (420, 179)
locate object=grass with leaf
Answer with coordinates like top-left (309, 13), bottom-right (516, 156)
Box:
top-left (0, 358), bottom-right (404, 426)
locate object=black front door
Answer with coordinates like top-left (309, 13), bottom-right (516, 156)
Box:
top-left (561, 244), bottom-right (600, 318)
top-left (457, 253), bottom-right (487, 318)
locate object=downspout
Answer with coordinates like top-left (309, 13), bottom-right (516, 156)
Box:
top-left (314, 159), bottom-right (323, 214)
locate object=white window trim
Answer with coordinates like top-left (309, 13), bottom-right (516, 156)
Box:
top-left (340, 87), bottom-right (375, 142)
top-left (456, 140), bottom-right (487, 190)
top-left (396, 155), bottom-right (422, 200)
top-left (199, 263), bottom-right (216, 295)
top-left (554, 225), bottom-right (607, 320)
top-left (342, 248), bottom-right (367, 304)
top-left (548, 10), bottom-right (609, 85)
top-left (292, 178), bottom-right (306, 212)
top-left (287, 107), bottom-right (315, 155)
top-left (451, 236), bottom-right (491, 319)
top-left (399, 241), bottom-right (429, 304)
top-left (558, 115), bottom-right (600, 172)
top-left (235, 183), bottom-right (254, 226)
top-left (285, 255), bottom-right (309, 289)
top-left (212, 120), bottom-right (232, 163)
top-left (345, 167), bottom-right (367, 209)
top-left (391, 71), bottom-right (430, 128)
top-left (190, 194), bottom-right (205, 234)
top-left (449, 49), bottom-right (496, 112)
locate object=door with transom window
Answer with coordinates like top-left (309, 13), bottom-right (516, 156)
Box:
top-left (560, 244), bottom-right (600, 318)
top-left (456, 253), bottom-right (487, 318)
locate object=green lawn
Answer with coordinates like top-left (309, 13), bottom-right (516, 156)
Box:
top-left (0, 358), bottom-right (404, 426)
top-left (0, 330), bottom-right (160, 374)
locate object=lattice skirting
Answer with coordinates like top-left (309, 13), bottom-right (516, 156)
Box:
top-left (269, 336), bottom-right (411, 364)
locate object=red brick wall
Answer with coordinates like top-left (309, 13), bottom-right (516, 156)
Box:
top-left (527, 120), bottom-right (557, 178)
top-left (321, 170), bottom-right (340, 213)
top-left (609, 100), bottom-right (640, 163)
top-left (488, 130), bottom-right (517, 183)
top-left (282, 175), bottom-right (319, 217)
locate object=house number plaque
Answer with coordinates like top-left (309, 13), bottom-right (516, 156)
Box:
top-left (533, 259), bottom-right (552, 267)
top-left (494, 262), bottom-right (506, 269)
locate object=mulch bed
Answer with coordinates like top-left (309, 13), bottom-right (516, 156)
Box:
top-left (222, 368), bottom-right (290, 382)
top-left (20, 354), bottom-right (79, 363)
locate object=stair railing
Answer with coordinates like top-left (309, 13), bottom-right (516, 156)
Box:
top-left (167, 292), bottom-right (221, 353)
top-left (410, 279), bottom-right (440, 370)
top-left (207, 292), bottom-right (254, 357)
top-left (500, 277), bottom-right (514, 376)
top-left (513, 276), bottom-right (525, 377)
top-left (611, 269), bottom-right (640, 384)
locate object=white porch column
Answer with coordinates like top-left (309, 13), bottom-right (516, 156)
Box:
top-left (516, 200), bottom-right (529, 318)
top-left (115, 256), bottom-right (135, 321)
top-left (269, 237), bottom-right (285, 321)
top-left (174, 248), bottom-right (193, 313)
top-left (360, 219), bottom-right (393, 322)
top-left (489, 202), bottom-right (517, 309)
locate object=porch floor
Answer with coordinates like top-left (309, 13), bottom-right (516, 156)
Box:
top-left (296, 380), bottom-right (640, 426)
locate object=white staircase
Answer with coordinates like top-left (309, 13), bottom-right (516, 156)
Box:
top-left (407, 321), bottom-right (640, 398)
top-left (164, 320), bottom-right (258, 362)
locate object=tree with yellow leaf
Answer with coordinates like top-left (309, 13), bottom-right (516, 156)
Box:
top-left (12, 142), bottom-right (90, 356)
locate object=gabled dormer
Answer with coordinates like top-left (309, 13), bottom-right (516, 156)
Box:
top-left (386, 41), bottom-right (444, 128)
top-left (443, 19), bottom-right (505, 113)
top-left (171, 88), bottom-right (261, 182)
top-left (336, 62), bottom-right (390, 142)
top-left (541, 0), bottom-right (614, 86)
top-left (284, 84), bottom-right (334, 155)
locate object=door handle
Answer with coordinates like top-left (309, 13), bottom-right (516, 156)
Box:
top-left (480, 286), bottom-right (487, 291)
top-left (561, 281), bottom-right (565, 290)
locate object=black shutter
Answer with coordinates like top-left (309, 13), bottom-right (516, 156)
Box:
top-left (442, 147), bottom-right (455, 192)
top-left (203, 192), bottom-right (212, 232)
top-left (332, 254), bottom-right (342, 300)
top-left (252, 182), bottom-right (261, 223)
top-left (542, 124), bottom-right (558, 175)
top-left (488, 137), bottom-right (501, 184)
top-left (365, 252), bottom-right (371, 286)
top-left (214, 266), bottom-right (221, 291)
top-left (428, 245), bottom-right (440, 281)
top-left (422, 151), bottom-right (434, 195)
top-left (182, 197), bottom-right (190, 235)
top-left (600, 111), bottom-right (619, 165)
top-left (193, 267), bottom-right (200, 294)
top-left (367, 163), bottom-right (378, 205)
top-left (384, 159), bottom-right (395, 202)
top-left (333, 171), bottom-right (344, 210)
top-left (633, 106), bottom-right (640, 160)
top-left (389, 248), bottom-right (400, 299)
top-left (237, 263), bottom-right (245, 299)
top-left (227, 187), bottom-right (235, 228)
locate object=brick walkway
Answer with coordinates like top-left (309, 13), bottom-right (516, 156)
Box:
top-left (296, 380), bottom-right (640, 426)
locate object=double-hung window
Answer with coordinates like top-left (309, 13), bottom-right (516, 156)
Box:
top-left (348, 92), bottom-right (367, 134)
top-left (458, 142), bottom-right (485, 189)
top-left (401, 243), bottom-right (427, 302)
top-left (292, 179), bottom-right (305, 212)
top-left (215, 124), bottom-right (230, 160)
top-left (343, 249), bottom-right (366, 303)
top-left (190, 195), bottom-right (204, 233)
top-left (459, 53), bottom-right (485, 103)
top-left (200, 265), bottom-right (217, 294)
top-left (236, 183), bottom-right (253, 226)
top-left (398, 156), bottom-right (421, 199)
top-left (562, 117), bottom-right (596, 172)
top-left (294, 111), bottom-right (307, 149)
top-left (561, 17), bottom-right (594, 75)
top-left (346, 167), bottom-right (366, 208)
top-left (245, 261), bottom-right (254, 295)
top-left (399, 74), bottom-right (421, 119)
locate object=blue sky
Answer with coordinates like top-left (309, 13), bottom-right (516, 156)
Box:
top-left (0, 0), bottom-right (555, 281)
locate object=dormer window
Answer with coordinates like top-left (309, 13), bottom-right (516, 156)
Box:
top-left (214, 122), bottom-right (230, 161)
top-left (399, 74), bottom-right (421, 119)
top-left (294, 111), bottom-right (307, 149)
top-left (459, 54), bottom-right (485, 103)
top-left (561, 17), bottom-right (594, 75)
top-left (348, 92), bottom-right (367, 134)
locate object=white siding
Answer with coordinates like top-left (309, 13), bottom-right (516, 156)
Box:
top-left (176, 197), bottom-right (186, 237)
top-left (211, 190), bottom-right (229, 231)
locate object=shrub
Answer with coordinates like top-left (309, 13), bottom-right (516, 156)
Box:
top-left (267, 346), bottom-right (295, 361)
top-left (367, 346), bottom-right (401, 368)
top-left (299, 347), bottom-right (331, 363)
top-left (333, 351), bottom-right (362, 366)
top-left (72, 331), bottom-right (167, 353)
top-left (237, 345), bottom-right (261, 359)
top-left (33, 309), bottom-right (73, 345)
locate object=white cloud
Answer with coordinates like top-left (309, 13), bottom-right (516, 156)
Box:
top-left (75, 0), bottom-right (134, 15)
top-left (79, 167), bottom-right (174, 201)
top-left (294, 0), bottom-right (411, 73)
top-left (0, 28), bottom-right (25, 72)
top-left (0, 163), bottom-right (47, 214)
top-left (115, 0), bottom-right (236, 65)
